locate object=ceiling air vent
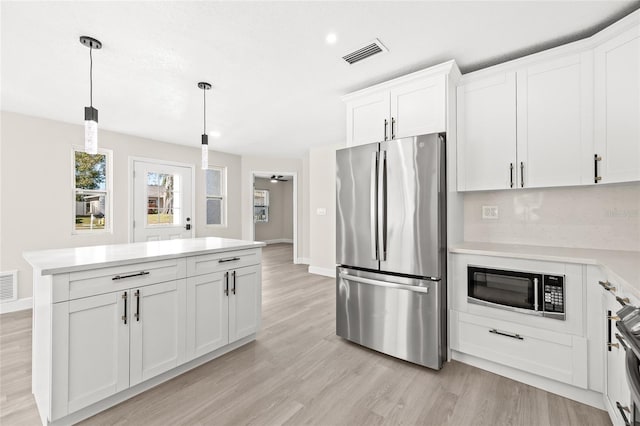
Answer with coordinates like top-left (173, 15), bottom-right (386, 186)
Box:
top-left (0, 271), bottom-right (17, 303)
top-left (342, 39), bottom-right (388, 65)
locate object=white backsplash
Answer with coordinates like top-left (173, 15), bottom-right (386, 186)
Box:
top-left (463, 182), bottom-right (640, 252)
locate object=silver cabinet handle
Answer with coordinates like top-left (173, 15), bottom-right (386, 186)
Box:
top-left (218, 257), bottom-right (240, 263)
top-left (121, 291), bottom-right (128, 324)
top-left (489, 328), bottom-right (524, 340)
top-left (509, 163), bottom-right (514, 188)
top-left (520, 162), bottom-right (524, 188)
top-left (370, 152), bottom-right (378, 261)
top-left (616, 402), bottom-right (631, 426)
top-left (383, 119), bottom-right (388, 141)
top-left (113, 271), bottom-right (149, 281)
top-left (594, 154), bottom-right (602, 183)
top-left (339, 272), bottom-right (430, 294)
top-left (391, 117), bottom-right (396, 139)
top-left (598, 280), bottom-right (616, 292)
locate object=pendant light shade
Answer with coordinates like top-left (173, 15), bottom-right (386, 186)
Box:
top-left (80, 36), bottom-right (102, 155)
top-left (198, 82), bottom-right (212, 170)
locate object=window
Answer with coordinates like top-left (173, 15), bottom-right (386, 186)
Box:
top-left (73, 148), bottom-right (112, 233)
top-left (205, 167), bottom-right (226, 226)
top-left (146, 172), bottom-right (181, 226)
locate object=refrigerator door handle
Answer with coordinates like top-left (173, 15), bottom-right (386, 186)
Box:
top-left (339, 272), bottom-right (430, 294)
top-left (378, 150), bottom-right (387, 261)
top-left (370, 152), bottom-right (379, 261)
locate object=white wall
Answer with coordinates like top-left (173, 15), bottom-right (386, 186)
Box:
top-left (254, 177), bottom-right (293, 242)
top-left (463, 182), bottom-right (640, 251)
top-left (308, 144), bottom-right (343, 275)
top-left (0, 112), bottom-right (242, 300)
top-left (241, 156), bottom-right (307, 261)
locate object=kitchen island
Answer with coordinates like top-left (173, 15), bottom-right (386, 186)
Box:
top-left (24, 237), bottom-right (265, 426)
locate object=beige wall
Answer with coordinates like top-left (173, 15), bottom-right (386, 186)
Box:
top-left (0, 112), bottom-right (242, 300)
top-left (254, 177), bottom-right (293, 242)
top-left (241, 156), bottom-right (307, 261)
top-left (463, 182), bottom-right (640, 251)
top-left (308, 144), bottom-right (343, 273)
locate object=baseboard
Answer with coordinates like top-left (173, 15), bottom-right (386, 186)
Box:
top-left (263, 239), bottom-right (293, 244)
top-left (308, 265), bottom-right (336, 278)
top-left (295, 257), bottom-right (310, 265)
top-left (451, 351), bottom-right (605, 410)
top-left (0, 297), bottom-right (32, 314)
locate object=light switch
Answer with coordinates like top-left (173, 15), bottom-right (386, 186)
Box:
top-left (482, 205), bottom-right (499, 219)
top-left (316, 208), bottom-right (327, 216)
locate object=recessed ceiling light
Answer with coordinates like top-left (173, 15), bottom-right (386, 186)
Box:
top-left (326, 33), bottom-right (337, 45)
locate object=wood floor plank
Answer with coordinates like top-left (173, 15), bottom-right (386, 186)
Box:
top-left (0, 243), bottom-right (611, 425)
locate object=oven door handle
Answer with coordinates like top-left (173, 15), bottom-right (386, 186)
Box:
top-left (339, 272), bottom-right (430, 294)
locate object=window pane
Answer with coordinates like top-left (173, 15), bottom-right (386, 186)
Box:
top-left (206, 169), bottom-right (222, 197)
top-left (146, 172), bottom-right (179, 225)
top-left (75, 152), bottom-right (106, 190)
top-left (207, 199), bottom-right (222, 225)
top-left (75, 192), bottom-right (107, 230)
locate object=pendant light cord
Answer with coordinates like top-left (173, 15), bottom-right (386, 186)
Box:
top-left (89, 47), bottom-right (93, 108)
top-left (203, 88), bottom-right (207, 134)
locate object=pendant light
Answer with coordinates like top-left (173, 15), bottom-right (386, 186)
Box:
top-left (79, 36), bottom-right (102, 155)
top-left (198, 82), bottom-right (212, 170)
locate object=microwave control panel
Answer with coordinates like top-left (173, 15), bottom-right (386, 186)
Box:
top-left (543, 274), bottom-right (565, 314)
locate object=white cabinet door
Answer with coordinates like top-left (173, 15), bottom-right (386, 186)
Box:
top-left (53, 291), bottom-right (129, 418)
top-left (603, 291), bottom-right (632, 425)
top-left (457, 72), bottom-right (517, 191)
top-left (517, 53), bottom-right (593, 188)
top-left (390, 75), bottom-right (446, 138)
top-left (130, 280), bottom-right (186, 386)
top-left (595, 25), bottom-right (640, 184)
top-left (346, 91), bottom-right (390, 147)
top-left (186, 272), bottom-right (229, 360)
top-left (229, 265), bottom-right (261, 342)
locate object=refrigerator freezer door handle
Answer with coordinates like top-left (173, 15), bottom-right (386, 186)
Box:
top-left (370, 152), bottom-right (379, 261)
top-left (339, 272), bottom-right (430, 294)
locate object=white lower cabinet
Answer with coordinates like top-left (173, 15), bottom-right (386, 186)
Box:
top-left (186, 264), bottom-right (261, 361)
top-left (53, 280), bottom-right (186, 417)
top-left (451, 310), bottom-right (588, 388)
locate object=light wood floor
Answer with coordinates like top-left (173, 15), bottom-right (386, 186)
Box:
top-left (1, 243), bottom-right (611, 425)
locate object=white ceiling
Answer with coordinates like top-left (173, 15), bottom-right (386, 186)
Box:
top-left (2, 1), bottom-right (638, 158)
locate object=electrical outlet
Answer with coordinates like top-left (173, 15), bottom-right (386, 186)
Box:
top-left (482, 205), bottom-right (499, 220)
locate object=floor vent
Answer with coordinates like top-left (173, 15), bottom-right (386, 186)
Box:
top-left (342, 39), bottom-right (388, 65)
top-left (0, 271), bottom-right (17, 303)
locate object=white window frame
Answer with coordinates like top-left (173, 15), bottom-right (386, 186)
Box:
top-left (71, 146), bottom-right (113, 235)
top-left (205, 165), bottom-right (227, 227)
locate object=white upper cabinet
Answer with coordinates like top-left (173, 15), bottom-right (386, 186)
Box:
top-left (346, 91), bottom-right (390, 146)
top-left (457, 72), bottom-right (517, 191)
top-left (594, 24), bottom-right (640, 184)
top-left (516, 53), bottom-right (594, 188)
top-left (343, 61), bottom-right (459, 147)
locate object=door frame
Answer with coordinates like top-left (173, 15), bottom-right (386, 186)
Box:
top-left (128, 156), bottom-right (196, 243)
top-left (249, 170), bottom-right (298, 264)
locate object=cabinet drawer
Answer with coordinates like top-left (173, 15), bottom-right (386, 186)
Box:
top-left (451, 311), bottom-right (587, 388)
top-left (187, 249), bottom-right (261, 277)
top-left (54, 258), bottom-right (187, 302)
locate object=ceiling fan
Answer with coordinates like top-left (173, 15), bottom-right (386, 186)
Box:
top-left (270, 175), bottom-right (288, 183)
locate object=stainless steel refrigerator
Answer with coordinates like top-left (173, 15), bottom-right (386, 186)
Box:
top-left (336, 133), bottom-right (446, 370)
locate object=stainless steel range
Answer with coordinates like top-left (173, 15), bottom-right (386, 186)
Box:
top-left (616, 300), bottom-right (640, 425)
top-left (335, 133), bottom-right (446, 370)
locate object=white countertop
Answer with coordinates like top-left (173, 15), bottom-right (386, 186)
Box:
top-left (23, 237), bottom-right (266, 275)
top-left (450, 241), bottom-right (640, 298)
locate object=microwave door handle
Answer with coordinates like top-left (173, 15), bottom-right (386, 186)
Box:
top-left (534, 277), bottom-right (539, 311)
top-left (370, 152), bottom-right (378, 261)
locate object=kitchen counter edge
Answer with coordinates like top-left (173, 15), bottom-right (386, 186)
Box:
top-left (23, 237), bottom-right (266, 276)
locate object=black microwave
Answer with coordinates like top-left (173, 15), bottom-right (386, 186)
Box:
top-left (467, 266), bottom-right (565, 320)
